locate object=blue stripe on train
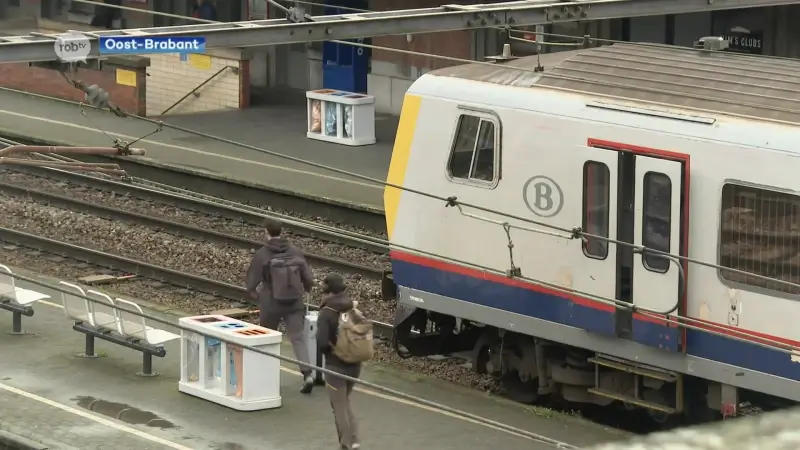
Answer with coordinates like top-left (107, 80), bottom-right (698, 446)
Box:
top-left (391, 257), bottom-right (800, 382)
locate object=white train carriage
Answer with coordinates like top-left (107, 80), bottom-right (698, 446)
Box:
top-left (382, 41), bottom-right (800, 421)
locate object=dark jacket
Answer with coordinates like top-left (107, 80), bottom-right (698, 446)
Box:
top-left (245, 237), bottom-right (313, 310)
top-left (316, 292), bottom-right (361, 370)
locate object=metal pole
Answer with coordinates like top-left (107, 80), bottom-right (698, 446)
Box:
top-left (84, 334), bottom-right (95, 357)
top-left (0, 145), bottom-right (146, 157)
top-left (137, 353), bottom-right (158, 377)
top-left (11, 311), bottom-right (22, 334)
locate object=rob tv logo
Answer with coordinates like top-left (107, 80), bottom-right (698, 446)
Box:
top-left (54, 31), bottom-right (91, 63)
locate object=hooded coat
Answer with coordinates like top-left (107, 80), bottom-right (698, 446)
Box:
top-left (245, 237), bottom-right (314, 312)
top-left (317, 276), bottom-right (362, 374)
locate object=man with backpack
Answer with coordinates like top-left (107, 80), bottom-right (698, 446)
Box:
top-left (246, 219), bottom-right (316, 394)
top-left (316, 273), bottom-right (374, 450)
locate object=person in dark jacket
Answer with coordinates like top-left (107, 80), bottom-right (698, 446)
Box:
top-left (245, 219), bottom-right (316, 393)
top-left (317, 273), bottom-right (362, 450)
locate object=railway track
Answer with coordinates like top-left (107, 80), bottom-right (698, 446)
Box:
top-left (0, 137), bottom-right (501, 419)
top-left (0, 156), bottom-right (388, 254)
top-left (0, 181), bottom-right (384, 280)
top-left (0, 226), bottom-right (395, 339)
top-left (0, 137), bottom-right (396, 338)
top-left (2, 135), bottom-right (386, 233)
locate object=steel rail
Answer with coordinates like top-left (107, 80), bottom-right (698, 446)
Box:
top-left (0, 226), bottom-right (395, 338)
top-left (0, 163), bottom-right (387, 252)
top-left (0, 181), bottom-right (385, 280)
top-left (0, 135), bottom-right (385, 233)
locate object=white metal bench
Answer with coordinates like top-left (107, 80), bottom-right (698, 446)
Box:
top-left (0, 264), bottom-right (50, 335)
top-left (59, 281), bottom-right (179, 376)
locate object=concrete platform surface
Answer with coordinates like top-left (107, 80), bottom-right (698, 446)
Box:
top-left (0, 266), bottom-right (628, 450)
top-left (0, 88), bottom-right (393, 211)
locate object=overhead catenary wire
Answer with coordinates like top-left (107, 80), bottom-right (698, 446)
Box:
top-left (10, 54), bottom-right (800, 348)
top-left (13, 8), bottom-right (800, 351)
top-left (1, 268), bottom-right (576, 449)
top-left (68, 0), bottom-right (368, 23)
top-left (3, 130), bottom-right (798, 358)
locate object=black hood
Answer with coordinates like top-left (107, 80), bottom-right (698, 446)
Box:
top-left (323, 292), bottom-right (353, 312)
top-left (265, 237), bottom-right (290, 252)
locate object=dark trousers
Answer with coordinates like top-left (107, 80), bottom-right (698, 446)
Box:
top-left (260, 306), bottom-right (311, 376)
top-left (326, 365), bottom-right (361, 449)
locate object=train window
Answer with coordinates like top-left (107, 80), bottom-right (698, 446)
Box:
top-left (582, 161), bottom-right (610, 259)
top-left (642, 172), bottom-right (672, 273)
top-left (719, 184), bottom-right (800, 295)
top-left (447, 114), bottom-right (496, 183)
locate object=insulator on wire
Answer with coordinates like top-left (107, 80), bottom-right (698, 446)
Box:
top-left (84, 84), bottom-right (110, 109)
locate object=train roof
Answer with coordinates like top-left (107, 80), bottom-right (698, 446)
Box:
top-left (427, 43), bottom-right (800, 124)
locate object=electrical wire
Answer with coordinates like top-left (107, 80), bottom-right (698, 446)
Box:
top-left (9, 9), bottom-right (800, 353)
top-left (11, 34), bottom-right (800, 343)
top-left (3, 128), bottom-right (798, 357)
top-left (54, 73), bottom-right (800, 299)
top-left (68, 0), bottom-right (216, 23)
top-left (2, 267), bottom-right (577, 449)
top-left (69, 0), bottom-right (367, 23)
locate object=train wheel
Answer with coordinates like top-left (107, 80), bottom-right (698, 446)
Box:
top-left (501, 372), bottom-right (539, 404)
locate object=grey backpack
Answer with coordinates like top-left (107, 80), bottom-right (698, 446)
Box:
top-left (267, 252), bottom-right (306, 303)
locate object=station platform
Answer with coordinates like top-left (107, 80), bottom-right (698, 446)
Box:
top-left (0, 265), bottom-right (628, 450)
top-left (0, 88), bottom-right (394, 212)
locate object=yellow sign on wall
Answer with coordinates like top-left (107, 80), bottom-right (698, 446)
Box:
top-left (116, 69), bottom-right (137, 87)
top-left (188, 54), bottom-right (212, 70)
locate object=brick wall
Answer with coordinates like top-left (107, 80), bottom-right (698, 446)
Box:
top-left (0, 18), bottom-right (251, 118)
top-left (146, 51), bottom-right (248, 117)
top-left (0, 60), bottom-right (148, 116)
top-left (367, 0), bottom-right (480, 115)
top-left (369, 0), bottom-right (474, 70)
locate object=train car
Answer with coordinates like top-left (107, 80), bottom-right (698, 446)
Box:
top-left (382, 40), bottom-right (800, 423)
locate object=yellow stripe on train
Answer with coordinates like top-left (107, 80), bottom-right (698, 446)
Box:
top-left (384, 94), bottom-right (422, 240)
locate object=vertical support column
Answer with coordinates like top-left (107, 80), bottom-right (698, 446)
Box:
top-left (76, 333), bottom-right (100, 358)
top-left (665, 15), bottom-right (676, 45)
top-left (85, 334), bottom-right (95, 356)
top-left (137, 353), bottom-right (158, 377)
top-left (11, 312), bottom-right (22, 334)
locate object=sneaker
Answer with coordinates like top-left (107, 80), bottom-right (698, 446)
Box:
top-left (300, 375), bottom-right (314, 394)
top-left (352, 444), bottom-right (361, 449)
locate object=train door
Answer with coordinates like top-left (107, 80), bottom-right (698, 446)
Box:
top-left (580, 140), bottom-right (688, 353)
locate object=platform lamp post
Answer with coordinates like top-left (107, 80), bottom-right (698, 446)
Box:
top-left (0, 144), bottom-right (146, 177)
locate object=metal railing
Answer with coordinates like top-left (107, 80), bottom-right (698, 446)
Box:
top-left (159, 65), bottom-right (239, 116)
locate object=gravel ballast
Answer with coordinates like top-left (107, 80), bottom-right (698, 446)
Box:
top-left (0, 191), bottom-right (496, 392)
top-left (2, 172), bottom-right (391, 269)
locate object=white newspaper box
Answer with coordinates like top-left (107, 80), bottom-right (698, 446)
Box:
top-left (306, 89), bottom-right (376, 146)
top-left (305, 311), bottom-right (325, 384)
top-left (179, 315), bottom-right (282, 411)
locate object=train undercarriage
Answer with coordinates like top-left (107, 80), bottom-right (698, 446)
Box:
top-left (390, 301), bottom-right (775, 426)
